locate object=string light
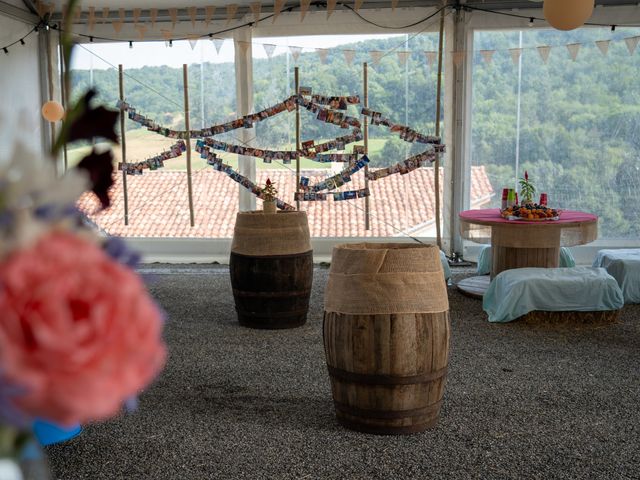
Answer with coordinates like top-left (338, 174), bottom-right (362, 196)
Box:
top-left (529, 17), bottom-right (534, 27)
top-left (129, 40), bottom-right (133, 48)
top-left (3, 48), bottom-right (7, 54)
top-left (612, 25), bottom-right (617, 31)
top-left (89, 36), bottom-right (94, 42)
top-left (19, 39), bottom-right (25, 45)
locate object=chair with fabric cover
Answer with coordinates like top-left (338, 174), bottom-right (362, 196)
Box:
top-left (482, 266), bottom-right (623, 323)
top-left (593, 249), bottom-right (640, 304)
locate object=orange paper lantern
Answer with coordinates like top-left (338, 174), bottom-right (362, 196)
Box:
top-left (41, 101), bottom-right (65, 122)
top-left (543, 0), bottom-right (594, 31)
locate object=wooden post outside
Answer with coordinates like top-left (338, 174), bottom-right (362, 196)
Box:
top-left (363, 62), bottom-right (370, 230)
top-left (59, 29), bottom-right (68, 172)
top-left (295, 67), bottom-right (301, 211)
top-left (118, 65), bottom-right (129, 226)
top-left (183, 64), bottom-right (195, 227)
top-left (434, 8), bottom-right (446, 250)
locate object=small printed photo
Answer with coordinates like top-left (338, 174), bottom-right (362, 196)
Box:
top-left (243, 117), bottom-right (253, 128)
top-left (353, 145), bottom-right (366, 155)
top-left (325, 178), bottom-right (336, 190)
top-left (399, 165), bottom-right (409, 175)
top-left (361, 107), bottom-right (372, 116)
top-left (333, 192), bottom-right (344, 201)
top-left (263, 155), bottom-right (272, 164)
top-left (340, 122), bottom-right (349, 129)
top-left (317, 193), bottom-right (327, 201)
top-left (344, 191), bottom-right (357, 200)
top-left (326, 111), bottom-right (334, 123)
top-left (389, 164), bottom-right (400, 174)
top-left (336, 142), bottom-right (345, 151)
top-left (253, 149), bottom-right (264, 158)
top-left (334, 176), bottom-right (345, 188)
top-left (338, 99), bottom-right (348, 110)
top-left (299, 86), bottom-right (312, 96)
top-left (302, 139), bottom-right (315, 149)
top-left (347, 95), bottom-right (360, 104)
top-left (341, 173), bottom-right (351, 183)
top-left (317, 109), bottom-right (328, 122)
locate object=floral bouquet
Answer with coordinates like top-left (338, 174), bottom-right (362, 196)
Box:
top-left (0, 2), bottom-right (166, 473)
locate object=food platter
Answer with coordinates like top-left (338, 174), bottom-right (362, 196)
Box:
top-left (506, 215), bottom-right (559, 222)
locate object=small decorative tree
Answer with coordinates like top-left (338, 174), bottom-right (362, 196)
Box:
top-left (519, 170), bottom-right (536, 205)
top-left (261, 178), bottom-right (278, 214)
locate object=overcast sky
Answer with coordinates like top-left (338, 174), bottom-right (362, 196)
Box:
top-left (71, 34), bottom-right (404, 70)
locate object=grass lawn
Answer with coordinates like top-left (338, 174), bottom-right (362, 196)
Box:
top-left (66, 130), bottom-right (389, 172)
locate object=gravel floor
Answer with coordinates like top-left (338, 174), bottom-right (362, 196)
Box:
top-left (47, 264), bottom-right (640, 480)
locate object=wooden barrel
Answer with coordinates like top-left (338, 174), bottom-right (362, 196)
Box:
top-left (230, 211), bottom-right (313, 329)
top-left (323, 243), bottom-right (450, 434)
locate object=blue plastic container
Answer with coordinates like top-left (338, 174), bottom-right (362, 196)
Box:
top-left (33, 419), bottom-right (81, 446)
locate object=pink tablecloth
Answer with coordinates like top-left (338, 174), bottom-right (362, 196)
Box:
top-left (459, 208), bottom-right (597, 226)
top-left (459, 209), bottom-right (598, 247)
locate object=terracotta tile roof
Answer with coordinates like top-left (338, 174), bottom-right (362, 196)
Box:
top-left (78, 167), bottom-right (493, 238)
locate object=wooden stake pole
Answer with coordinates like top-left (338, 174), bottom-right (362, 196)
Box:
top-left (45, 30), bottom-right (56, 156)
top-left (363, 62), bottom-right (370, 230)
top-left (183, 64), bottom-right (195, 227)
top-left (434, 8), bottom-right (445, 250)
top-left (118, 65), bottom-right (129, 226)
top-left (295, 67), bottom-right (301, 211)
top-left (59, 29), bottom-right (68, 172)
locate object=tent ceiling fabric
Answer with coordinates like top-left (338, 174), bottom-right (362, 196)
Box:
top-left (39, 0), bottom-right (640, 14)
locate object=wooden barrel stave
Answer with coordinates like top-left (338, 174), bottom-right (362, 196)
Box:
top-left (323, 311), bottom-right (450, 434)
top-left (230, 250), bottom-right (313, 329)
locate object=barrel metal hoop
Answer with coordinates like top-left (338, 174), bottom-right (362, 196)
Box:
top-left (336, 416), bottom-right (437, 434)
top-left (230, 250), bottom-right (313, 260)
top-left (333, 399), bottom-right (443, 420)
top-left (235, 308), bottom-right (310, 318)
top-left (327, 365), bottom-right (448, 385)
top-left (232, 289), bottom-right (312, 298)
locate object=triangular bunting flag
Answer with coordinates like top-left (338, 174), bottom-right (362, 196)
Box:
top-left (566, 43), bottom-right (581, 61)
top-left (205, 6), bottom-right (216, 25)
top-left (509, 48), bottom-right (522, 65)
top-left (317, 48), bottom-right (329, 64)
top-left (391, 0), bottom-right (399, 11)
top-left (150, 8), bottom-right (158, 28)
top-left (537, 45), bottom-right (551, 64)
top-left (188, 35), bottom-right (199, 50)
top-left (250, 2), bottom-right (262, 23)
top-left (133, 8), bottom-right (141, 25)
top-left (263, 43), bottom-right (277, 58)
top-left (625, 36), bottom-right (640, 55)
top-left (343, 49), bottom-right (356, 66)
top-left (452, 51), bottom-right (465, 67)
top-left (168, 8), bottom-right (178, 28)
top-left (595, 40), bottom-right (610, 56)
top-left (112, 20), bottom-right (124, 33)
top-left (300, 0), bottom-right (311, 22)
top-left (326, 0), bottom-right (337, 18)
top-left (189, 7), bottom-right (198, 27)
top-left (237, 40), bottom-right (251, 55)
top-left (424, 51), bottom-right (437, 68)
top-left (36, 1), bottom-right (46, 18)
top-left (212, 38), bottom-right (225, 55)
top-left (226, 4), bottom-right (238, 25)
top-left (273, 0), bottom-right (285, 23)
top-left (370, 50), bottom-right (383, 65)
top-left (480, 50), bottom-right (494, 64)
top-left (87, 6), bottom-right (96, 31)
top-left (136, 25), bottom-right (147, 40)
top-left (354, 0), bottom-right (364, 11)
top-left (397, 51), bottom-right (410, 67)
top-left (289, 46), bottom-right (303, 62)
top-left (101, 7), bottom-right (109, 24)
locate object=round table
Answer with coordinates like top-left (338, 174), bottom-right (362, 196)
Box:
top-left (457, 208), bottom-right (598, 298)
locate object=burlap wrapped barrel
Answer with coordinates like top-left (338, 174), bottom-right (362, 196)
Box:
top-left (323, 243), bottom-right (450, 434)
top-left (230, 211), bottom-right (313, 329)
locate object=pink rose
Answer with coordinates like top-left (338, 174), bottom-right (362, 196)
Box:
top-left (0, 231), bottom-right (166, 426)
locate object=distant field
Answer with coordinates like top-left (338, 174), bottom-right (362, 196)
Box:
top-left (66, 129), bottom-right (388, 172)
